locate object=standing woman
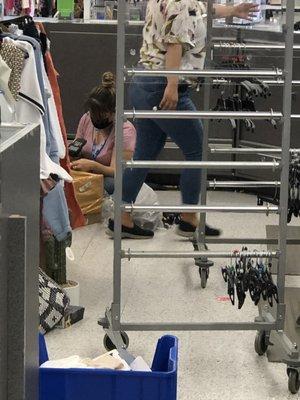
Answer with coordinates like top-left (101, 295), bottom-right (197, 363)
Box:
top-left (107, 0), bottom-right (258, 239)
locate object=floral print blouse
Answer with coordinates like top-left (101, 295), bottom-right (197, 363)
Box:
top-left (140, 0), bottom-right (207, 71)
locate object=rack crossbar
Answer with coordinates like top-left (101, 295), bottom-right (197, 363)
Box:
top-left (126, 68), bottom-right (282, 78)
top-left (212, 79), bottom-right (300, 86)
top-left (210, 147), bottom-right (300, 154)
top-left (124, 160), bottom-right (280, 170)
top-left (123, 108), bottom-right (300, 124)
top-left (204, 238), bottom-right (300, 245)
top-left (120, 322), bottom-right (277, 331)
top-left (122, 250), bottom-right (279, 259)
top-left (124, 110), bottom-right (283, 120)
top-left (213, 43), bottom-right (300, 51)
top-left (122, 204), bottom-right (279, 213)
top-left (208, 180), bottom-right (280, 188)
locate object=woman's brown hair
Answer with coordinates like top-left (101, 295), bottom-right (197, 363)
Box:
top-left (85, 72), bottom-right (116, 122)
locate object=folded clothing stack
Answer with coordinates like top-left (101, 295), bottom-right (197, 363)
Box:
top-left (40, 349), bottom-right (151, 372)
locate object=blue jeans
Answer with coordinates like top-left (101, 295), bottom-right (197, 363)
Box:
top-left (122, 76), bottom-right (203, 205)
top-left (104, 176), bottom-right (115, 195)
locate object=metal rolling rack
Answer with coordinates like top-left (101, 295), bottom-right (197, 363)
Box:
top-left (99, 0), bottom-right (300, 393)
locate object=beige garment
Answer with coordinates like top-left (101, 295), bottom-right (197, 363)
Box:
top-left (0, 42), bottom-right (25, 101)
top-left (0, 55), bottom-right (15, 105)
top-left (82, 354), bottom-right (124, 370)
top-left (140, 0), bottom-right (207, 72)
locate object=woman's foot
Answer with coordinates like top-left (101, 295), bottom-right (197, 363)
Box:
top-left (176, 218), bottom-right (222, 238)
top-left (205, 224), bottom-right (221, 237)
top-left (106, 219), bottom-right (154, 239)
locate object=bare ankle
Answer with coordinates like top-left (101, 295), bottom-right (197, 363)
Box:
top-left (121, 212), bottom-right (134, 228)
top-left (180, 212), bottom-right (198, 227)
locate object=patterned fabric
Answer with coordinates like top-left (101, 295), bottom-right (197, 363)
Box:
top-left (0, 42), bottom-right (24, 101)
top-left (140, 0), bottom-right (207, 72)
top-left (39, 268), bottom-right (70, 334)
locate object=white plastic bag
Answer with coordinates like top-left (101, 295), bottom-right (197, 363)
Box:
top-left (101, 184), bottom-right (162, 231)
top-left (133, 183), bottom-right (163, 231)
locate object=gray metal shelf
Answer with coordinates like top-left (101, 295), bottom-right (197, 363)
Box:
top-left (0, 123), bottom-right (40, 400)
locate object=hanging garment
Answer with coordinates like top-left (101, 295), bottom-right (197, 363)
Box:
top-left (13, 0), bottom-right (22, 15)
top-left (40, 0), bottom-right (55, 17)
top-left (4, 27), bottom-right (83, 228)
top-left (4, 0), bottom-right (15, 15)
top-left (3, 37), bottom-right (72, 181)
top-left (7, 34), bottom-right (61, 163)
top-left (42, 183), bottom-right (72, 241)
top-left (17, 34), bottom-right (62, 163)
top-left (0, 41), bottom-right (24, 101)
top-left (36, 22), bottom-right (86, 229)
top-left (41, 60), bottom-right (66, 160)
top-left (0, 54), bottom-right (15, 105)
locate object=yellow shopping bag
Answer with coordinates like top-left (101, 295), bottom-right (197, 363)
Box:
top-left (70, 170), bottom-right (104, 219)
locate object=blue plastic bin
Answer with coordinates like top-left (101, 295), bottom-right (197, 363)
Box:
top-left (39, 334), bottom-right (178, 400)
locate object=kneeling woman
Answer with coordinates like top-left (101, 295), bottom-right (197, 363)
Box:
top-left (71, 72), bottom-right (136, 195)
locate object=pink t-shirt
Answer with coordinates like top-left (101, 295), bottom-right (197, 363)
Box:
top-left (75, 113), bottom-right (136, 166)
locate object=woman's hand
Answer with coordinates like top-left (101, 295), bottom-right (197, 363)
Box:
top-left (233, 2), bottom-right (259, 20)
top-left (71, 159), bottom-right (96, 172)
top-left (159, 83), bottom-right (179, 110)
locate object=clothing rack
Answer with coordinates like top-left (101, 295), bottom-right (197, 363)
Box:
top-left (99, 0), bottom-right (300, 393)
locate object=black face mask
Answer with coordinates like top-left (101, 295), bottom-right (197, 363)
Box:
top-left (93, 119), bottom-right (113, 130)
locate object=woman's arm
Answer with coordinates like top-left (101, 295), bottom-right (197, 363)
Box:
top-left (213, 3), bottom-right (259, 20)
top-left (75, 114), bottom-right (88, 139)
top-left (109, 149), bottom-right (134, 173)
top-left (159, 43), bottom-right (182, 110)
top-left (70, 149), bottom-right (133, 176)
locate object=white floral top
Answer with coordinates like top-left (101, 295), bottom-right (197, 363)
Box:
top-left (140, 0), bottom-right (207, 71)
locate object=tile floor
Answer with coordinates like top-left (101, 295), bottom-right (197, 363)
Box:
top-left (45, 190), bottom-right (300, 400)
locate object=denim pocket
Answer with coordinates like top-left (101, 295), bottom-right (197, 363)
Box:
top-left (130, 81), bottom-right (164, 110)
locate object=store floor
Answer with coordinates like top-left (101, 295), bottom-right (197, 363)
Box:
top-left (46, 190), bottom-right (300, 400)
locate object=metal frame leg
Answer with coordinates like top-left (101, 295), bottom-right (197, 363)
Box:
top-left (195, 0), bottom-right (214, 284)
top-left (99, 0), bottom-right (126, 338)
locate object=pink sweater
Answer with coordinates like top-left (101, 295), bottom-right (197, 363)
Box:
top-left (76, 113), bottom-right (136, 166)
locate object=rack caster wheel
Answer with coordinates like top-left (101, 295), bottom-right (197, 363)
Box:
top-left (288, 369), bottom-right (300, 394)
top-left (254, 331), bottom-right (268, 356)
top-left (103, 332), bottom-right (129, 351)
top-left (199, 268), bottom-right (209, 289)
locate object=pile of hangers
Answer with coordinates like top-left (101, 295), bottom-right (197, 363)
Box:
top-left (212, 79), bottom-right (276, 132)
top-left (221, 248), bottom-right (279, 309)
top-left (288, 154), bottom-right (300, 222)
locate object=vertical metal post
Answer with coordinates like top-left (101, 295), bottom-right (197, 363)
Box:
top-left (276, 0), bottom-right (295, 328)
top-left (198, 0), bottom-right (213, 244)
top-left (111, 0), bottom-right (126, 329)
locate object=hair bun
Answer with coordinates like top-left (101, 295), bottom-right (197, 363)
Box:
top-left (102, 72), bottom-right (115, 88)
